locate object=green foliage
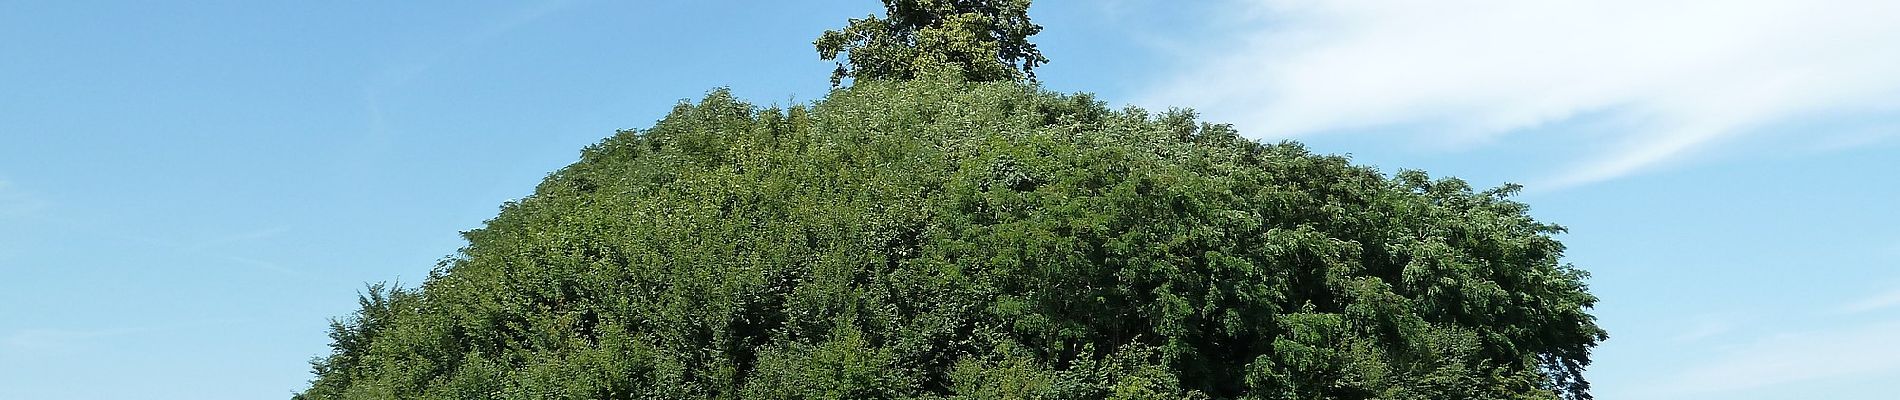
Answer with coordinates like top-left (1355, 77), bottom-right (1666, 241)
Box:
top-left (298, 80), bottom-right (1604, 399)
top-left (816, 0), bottom-right (1046, 86)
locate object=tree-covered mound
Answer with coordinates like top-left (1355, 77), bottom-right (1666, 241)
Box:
top-left (298, 79), bottom-right (1604, 399)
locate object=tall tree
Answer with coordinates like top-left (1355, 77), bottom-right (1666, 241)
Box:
top-left (300, 2), bottom-right (1608, 399)
top-left (816, 0), bottom-right (1047, 86)
top-left (298, 81), bottom-right (1606, 400)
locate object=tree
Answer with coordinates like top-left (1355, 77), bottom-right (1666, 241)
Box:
top-left (299, 2), bottom-right (1606, 399)
top-left (816, 0), bottom-right (1047, 86)
top-left (298, 81), bottom-right (1604, 400)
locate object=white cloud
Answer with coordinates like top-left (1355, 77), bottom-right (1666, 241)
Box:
top-left (1653, 320), bottom-right (1900, 395)
top-left (1842, 287), bottom-right (1900, 314)
top-left (1142, 0), bottom-right (1900, 189)
top-left (1673, 312), bottom-right (1743, 342)
top-left (0, 179), bottom-right (48, 217)
top-left (182, 226), bottom-right (291, 252)
top-left (360, 0), bottom-right (576, 140)
top-left (1638, 289), bottom-right (1900, 396)
top-left (0, 328), bottom-right (138, 354)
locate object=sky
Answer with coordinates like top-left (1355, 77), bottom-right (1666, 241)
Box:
top-left (1, 1), bottom-right (1896, 398)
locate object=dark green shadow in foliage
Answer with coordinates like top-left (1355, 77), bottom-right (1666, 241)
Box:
top-left (299, 1), bottom-right (1603, 399)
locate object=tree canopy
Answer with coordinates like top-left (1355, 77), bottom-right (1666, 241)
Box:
top-left (816, 0), bottom-right (1046, 86)
top-left (299, 2), bottom-right (1603, 399)
top-left (297, 80), bottom-right (1603, 399)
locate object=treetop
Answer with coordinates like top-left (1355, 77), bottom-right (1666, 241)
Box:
top-left (816, 0), bottom-right (1048, 86)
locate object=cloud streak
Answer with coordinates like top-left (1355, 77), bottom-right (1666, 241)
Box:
top-left (1842, 287), bottom-right (1900, 314)
top-left (1639, 289), bottom-right (1900, 397)
top-left (1672, 312), bottom-right (1743, 342)
top-left (0, 327), bottom-right (147, 355)
top-left (0, 179), bottom-right (48, 217)
top-left (1654, 320), bottom-right (1900, 396)
top-left (1142, 0), bottom-right (1900, 189)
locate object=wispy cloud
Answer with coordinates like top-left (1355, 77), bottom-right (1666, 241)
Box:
top-left (361, 0), bottom-right (576, 128)
top-left (1841, 287), bottom-right (1900, 314)
top-left (0, 178), bottom-right (49, 217)
top-left (373, 0), bottom-right (573, 83)
top-left (181, 226), bottom-right (291, 253)
top-left (353, 0), bottom-right (579, 169)
top-left (183, 226), bottom-right (309, 278)
top-left (0, 327), bottom-right (146, 354)
top-left (1654, 320), bottom-right (1900, 395)
top-left (1673, 312), bottom-right (1743, 342)
top-left (1141, 0), bottom-right (1900, 189)
top-left (223, 255), bottom-right (304, 278)
top-left (34, 216), bottom-right (306, 278)
top-left (1642, 290), bottom-right (1900, 396)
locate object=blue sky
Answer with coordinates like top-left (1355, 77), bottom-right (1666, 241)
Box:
top-left (2, 1), bottom-right (1896, 398)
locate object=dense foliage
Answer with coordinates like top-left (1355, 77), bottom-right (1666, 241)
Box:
top-left (816, 0), bottom-right (1046, 86)
top-left (297, 79), bottom-right (1604, 399)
